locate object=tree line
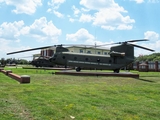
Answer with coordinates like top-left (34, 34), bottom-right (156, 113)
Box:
top-left (0, 58), bottom-right (30, 65)
top-left (135, 53), bottom-right (160, 62)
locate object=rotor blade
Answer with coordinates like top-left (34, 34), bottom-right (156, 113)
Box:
top-left (78, 43), bottom-right (117, 50)
top-left (129, 43), bottom-right (155, 52)
top-left (94, 39), bottom-right (149, 47)
top-left (7, 45), bottom-right (55, 55)
top-left (61, 44), bottom-right (94, 47)
top-left (90, 43), bottom-right (119, 48)
top-left (7, 44), bottom-right (94, 55)
top-left (126, 39), bottom-right (149, 43)
top-left (85, 39), bottom-right (149, 48)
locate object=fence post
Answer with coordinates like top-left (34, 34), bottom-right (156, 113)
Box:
top-left (136, 61), bottom-right (139, 71)
top-left (0, 68), bottom-right (3, 71)
top-left (6, 70), bottom-right (12, 75)
top-left (155, 61), bottom-right (158, 72)
top-left (20, 75), bottom-right (30, 83)
top-left (145, 61), bottom-right (149, 72)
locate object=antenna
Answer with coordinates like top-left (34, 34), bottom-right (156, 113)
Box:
top-left (95, 42), bottom-right (96, 54)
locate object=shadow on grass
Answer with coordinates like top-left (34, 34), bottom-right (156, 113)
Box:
top-left (136, 78), bottom-right (155, 83)
top-left (140, 75), bottom-right (160, 77)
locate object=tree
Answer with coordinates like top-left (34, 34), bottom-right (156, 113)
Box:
top-left (135, 53), bottom-right (160, 61)
top-left (0, 58), bottom-right (6, 65)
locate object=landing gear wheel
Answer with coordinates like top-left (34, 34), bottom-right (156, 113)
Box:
top-left (76, 67), bottom-right (81, 72)
top-left (114, 69), bottom-right (120, 73)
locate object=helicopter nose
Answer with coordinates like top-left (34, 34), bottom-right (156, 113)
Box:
top-left (50, 54), bottom-right (58, 61)
top-left (49, 57), bottom-right (55, 62)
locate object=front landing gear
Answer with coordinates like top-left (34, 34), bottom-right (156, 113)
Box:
top-left (114, 69), bottom-right (120, 73)
top-left (76, 67), bottom-right (81, 72)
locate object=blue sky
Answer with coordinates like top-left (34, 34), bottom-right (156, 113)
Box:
top-left (0, 0), bottom-right (160, 60)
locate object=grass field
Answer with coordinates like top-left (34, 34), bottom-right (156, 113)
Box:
top-left (0, 66), bottom-right (160, 120)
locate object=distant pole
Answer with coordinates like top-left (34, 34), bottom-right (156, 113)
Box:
top-left (95, 42), bottom-right (96, 54)
top-left (94, 27), bottom-right (97, 54)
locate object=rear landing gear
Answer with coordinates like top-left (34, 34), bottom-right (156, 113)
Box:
top-left (114, 69), bottom-right (120, 73)
top-left (76, 67), bottom-right (81, 72)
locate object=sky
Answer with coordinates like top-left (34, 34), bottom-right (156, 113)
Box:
top-left (0, 0), bottom-right (160, 60)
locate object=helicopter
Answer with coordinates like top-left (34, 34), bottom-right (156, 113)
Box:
top-left (7, 39), bottom-right (154, 73)
top-left (30, 56), bottom-right (54, 67)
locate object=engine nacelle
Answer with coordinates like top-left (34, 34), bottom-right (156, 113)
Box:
top-left (109, 51), bottom-right (125, 57)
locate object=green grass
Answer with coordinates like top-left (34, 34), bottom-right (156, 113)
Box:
top-left (0, 67), bottom-right (160, 120)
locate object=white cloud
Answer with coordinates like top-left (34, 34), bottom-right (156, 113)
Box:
top-left (20, 26), bottom-right (30, 35)
top-left (144, 31), bottom-right (159, 41)
top-left (0, 17), bottom-right (62, 59)
top-left (0, 38), bottom-right (35, 60)
top-left (79, 14), bottom-right (93, 23)
top-left (72, 5), bottom-right (81, 17)
top-left (101, 26), bottom-right (115, 31)
top-left (66, 28), bottom-right (95, 42)
top-left (80, 0), bottom-right (119, 10)
top-left (0, 21), bottom-right (28, 58)
top-left (135, 31), bottom-right (160, 56)
top-left (117, 24), bottom-right (133, 30)
top-left (0, 21), bottom-right (24, 40)
top-left (48, 0), bottom-right (65, 9)
top-left (0, 39), bottom-right (11, 52)
top-left (0, 17), bottom-right (61, 43)
top-left (29, 17), bottom-right (62, 42)
top-left (81, 7), bottom-right (90, 12)
top-left (47, 0), bottom-right (65, 17)
top-left (53, 10), bottom-right (64, 18)
top-left (93, 8), bottom-right (135, 30)
top-left (66, 28), bottom-right (113, 47)
top-left (0, 0), bottom-right (42, 15)
top-left (47, 8), bottom-right (52, 13)
top-left (78, 0), bottom-right (135, 30)
top-left (67, 15), bottom-right (75, 22)
top-left (69, 18), bottom-right (75, 22)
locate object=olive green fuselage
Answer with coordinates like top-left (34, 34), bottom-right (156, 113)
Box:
top-left (50, 44), bottom-right (134, 71)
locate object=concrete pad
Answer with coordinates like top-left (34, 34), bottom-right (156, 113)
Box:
top-left (55, 71), bottom-right (139, 78)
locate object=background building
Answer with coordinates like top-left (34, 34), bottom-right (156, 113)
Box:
top-left (67, 46), bottom-right (109, 55)
top-left (33, 46), bottom-right (110, 58)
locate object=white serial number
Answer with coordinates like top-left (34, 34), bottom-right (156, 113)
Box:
top-left (68, 60), bottom-right (111, 66)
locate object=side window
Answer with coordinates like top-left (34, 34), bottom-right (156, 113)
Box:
top-left (80, 49), bottom-right (83, 53)
top-left (104, 52), bottom-right (107, 55)
top-left (87, 51), bottom-right (91, 54)
top-left (98, 52), bottom-right (101, 54)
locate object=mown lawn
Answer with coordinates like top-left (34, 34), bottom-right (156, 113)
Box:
top-left (0, 67), bottom-right (160, 120)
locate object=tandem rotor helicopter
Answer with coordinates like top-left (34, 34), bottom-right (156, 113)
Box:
top-left (7, 39), bottom-right (154, 73)
top-left (30, 56), bottom-right (54, 67)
